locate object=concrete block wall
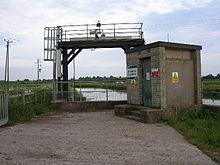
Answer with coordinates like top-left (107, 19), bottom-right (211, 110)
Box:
top-left (126, 51), bottom-right (144, 105)
top-left (126, 41), bottom-right (202, 109)
top-left (192, 50), bottom-right (202, 106)
top-left (127, 47), bottom-right (165, 107)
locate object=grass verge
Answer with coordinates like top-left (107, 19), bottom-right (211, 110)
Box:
top-left (73, 82), bottom-right (126, 91)
top-left (169, 107), bottom-right (220, 163)
top-left (5, 90), bottom-right (53, 126)
top-left (203, 80), bottom-right (220, 92)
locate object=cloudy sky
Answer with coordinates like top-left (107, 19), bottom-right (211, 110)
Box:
top-left (0, 0), bottom-right (219, 80)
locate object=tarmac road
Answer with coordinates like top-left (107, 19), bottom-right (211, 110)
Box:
top-left (0, 110), bottom-right (217, 165)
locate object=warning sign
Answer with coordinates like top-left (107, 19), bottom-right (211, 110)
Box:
top-left (151, 68), bottom-right (159, 77)
top-left (172, 72), bottom-right (179, 83)
top-left (131, 79), bottom-right (137, 89)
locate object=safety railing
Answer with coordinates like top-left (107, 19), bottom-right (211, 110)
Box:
top-left (52, 89), bottom-right (127, 102)
top-left (44, 22), bottom-right (143, 61)
top-left (51, 80), bottom-right (127, 102)
top-left (0, 94), bottom-right (8, 126)
top-left (59, 22), bottom-right (143, 41)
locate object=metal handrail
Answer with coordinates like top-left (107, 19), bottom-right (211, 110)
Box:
top-left (52, 89), bottom-right (127, 102)
top-left (0, 94), bottom-right (8, 126)
top-left (44, 22), bottom-right (144, 61)
top-left (45, 22), bottom-right (143, 28)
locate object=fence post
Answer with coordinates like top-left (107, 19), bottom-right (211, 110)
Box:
top-left (105, 82), bottom-right (108, 101)
top-left (43, 89), bottom-right (46, 103)
top-left (80, 82), bottom-right (82, 101)
top-left (35, 90), bottom-right (37, 104)
top-left (106, 89), bottom-right (108, 102)
top-left (22, 91), bottom-right (25, 105)
top-left (86, 24), bottom-right (89, 40)
top-left (113, 24), bottom-right (115, 39)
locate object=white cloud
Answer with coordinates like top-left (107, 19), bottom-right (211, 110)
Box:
top-left (0, 0), bottom-right (214, 36)
top-left (0, 0), bottom-right (216, 80)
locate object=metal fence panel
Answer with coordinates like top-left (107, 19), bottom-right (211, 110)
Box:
top-left (52, 90), bottom-right (127, 102)
top-left (0, 94), bottom-right (8, 126)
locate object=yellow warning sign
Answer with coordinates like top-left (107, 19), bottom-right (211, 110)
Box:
top-left (172, 72), bottom-right (179, 83)
top-left (131, 79), bottom-right (137, 88)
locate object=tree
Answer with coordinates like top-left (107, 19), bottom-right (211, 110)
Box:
top-left (202, 74), bottom-right (215, 80)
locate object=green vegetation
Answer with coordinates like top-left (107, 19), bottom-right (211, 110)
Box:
top-left (202, 73), bottom-right (220, 92)
top-left (203, 80), bottom-right (220, 92)
top-left (6, 90), bottom-right (53, 126)
top-left (77, 76), bottom-right (126, 81)
top-left (71, 91), bottom-right (86, 101)
top-left (202, 73), bottom-right (220, 80)
top-left (2, 89), bottom-right (86, 127)
top-left (169, 107), bottom-right (220, 163)
top-left (72, 82), bottom-right (126, 91)
top-left (0, 80), bottom-right (52, 94)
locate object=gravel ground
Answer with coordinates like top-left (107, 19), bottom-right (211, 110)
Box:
top-left (0, 110), bottom-right (217, 165)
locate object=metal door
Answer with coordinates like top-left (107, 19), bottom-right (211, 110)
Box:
top-left (143, 58), bottom-right (152, 106)
top-left (0, 94), bottom-right (8, 126)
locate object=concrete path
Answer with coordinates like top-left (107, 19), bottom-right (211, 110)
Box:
top-left (0, 110), bottom-right (217, 165)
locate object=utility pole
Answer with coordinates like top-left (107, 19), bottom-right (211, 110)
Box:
top-left (35, 58), bottom-right (42, 82)
top-left (73, 58), bottom-right (76, 91)
top-left (4, 39), bottom-right (13, 95)
top-left (167, 33), bottom-right (170, 42)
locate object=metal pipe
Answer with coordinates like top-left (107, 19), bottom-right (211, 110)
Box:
top-left (80, 82), bottom-right (82, 101)
top-left (86, 24), bottom-right (88, 40)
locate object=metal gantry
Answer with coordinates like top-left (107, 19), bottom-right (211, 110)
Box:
top-left (44, 22), bottom-right (144, 61)
top-left (43, 22), bottom-right (145, 101)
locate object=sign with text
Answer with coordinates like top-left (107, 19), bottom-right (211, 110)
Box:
top-left (151, 68), bottom-right (159, 77)
top-left (127, 65), bottom-right (138, 79)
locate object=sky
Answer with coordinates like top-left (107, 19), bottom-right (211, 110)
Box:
top-left (0, 0), bottom-right (219, 81)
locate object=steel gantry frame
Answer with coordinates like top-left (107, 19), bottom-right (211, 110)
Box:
top-left (44, 22), bottom-right (145, 100)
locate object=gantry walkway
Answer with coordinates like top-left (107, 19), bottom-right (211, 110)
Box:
top-left (44, 22), bottom-right (144, 61)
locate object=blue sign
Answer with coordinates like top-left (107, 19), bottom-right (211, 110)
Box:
top-left (127, 65), bottom-right (137, 79)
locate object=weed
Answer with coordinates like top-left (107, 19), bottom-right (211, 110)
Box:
top-left (169, 107), bottom-right (220, 163)
top-left (5, 90), bottom-right (53, 126)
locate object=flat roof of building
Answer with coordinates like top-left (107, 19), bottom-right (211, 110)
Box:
top-left (126, 41), bottom-right (202, 53)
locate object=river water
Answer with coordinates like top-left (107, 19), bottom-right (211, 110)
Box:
top-left (76, 88), bottom-right (220, 106)
top-left (202, 99), bottom-right (220, 106)
top-left (76, 88), bottom-right (127, 101)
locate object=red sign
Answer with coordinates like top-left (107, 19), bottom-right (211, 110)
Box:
top-left (151, 68), bottom-right (159, 77)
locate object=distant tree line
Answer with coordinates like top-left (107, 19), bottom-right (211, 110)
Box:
top-left (76, 76), bottom-right (126, 81)
top-left (202, 73), bottom-right (220, 80)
